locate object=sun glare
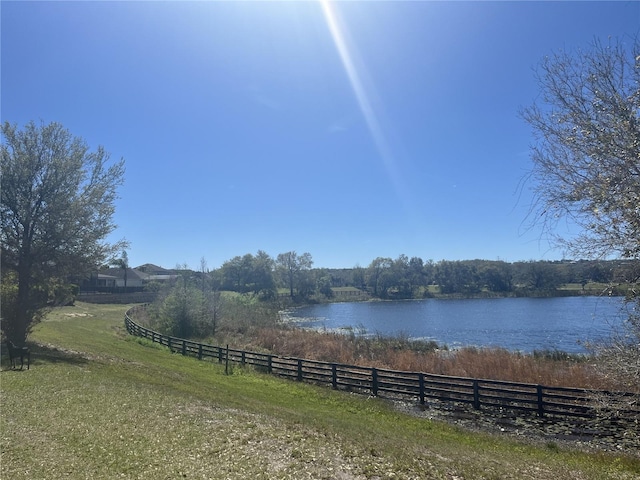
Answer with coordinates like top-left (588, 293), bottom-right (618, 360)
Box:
top-left (319, 0), bottom-right (409, 209)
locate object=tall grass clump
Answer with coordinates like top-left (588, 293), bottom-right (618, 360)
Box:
top-left (247, 327), bottom-right (609, 389)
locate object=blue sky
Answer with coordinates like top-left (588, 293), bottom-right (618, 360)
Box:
top-left (2, 1), bottom-right (639, 270)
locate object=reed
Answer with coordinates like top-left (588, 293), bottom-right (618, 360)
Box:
top-left (218, 325), bottom-right (625, 391)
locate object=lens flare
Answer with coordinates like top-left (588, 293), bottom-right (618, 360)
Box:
top-left (319, 0), bottom-right (408, 207)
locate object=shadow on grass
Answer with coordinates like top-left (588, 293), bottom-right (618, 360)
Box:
top-left (1, 342), bottom-right (90, 371)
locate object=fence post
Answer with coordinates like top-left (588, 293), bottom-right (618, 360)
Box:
top-left (198, 344), bottom-right (203, 361)
top-left (218, 346), bottom-right (223, 363)
top-left (168, 337), bottom-right (172, 352)
top-left (473, 380), bottom-right (480, 410)
top-left (537, 385), bottom-right (544, 417)
top-left (268, 355), bottom-right (273, 374)
top-left (182, 340), bottom-right (186, 356)
top-left (225, 345), bottom-right (230, 375)
top-left (419, 373), bottom-right (425, 405)
top-left (241, 351), bottom-right (246, 365)
top-left (372, 368), bottom-right (378, 396)
top-left (332, 364), bottom-right (337, 390)
top-left (297, 359), bottom-right (303, 381)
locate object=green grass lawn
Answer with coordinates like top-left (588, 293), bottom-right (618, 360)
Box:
top-left (2, 302), bottom-right (639, 479)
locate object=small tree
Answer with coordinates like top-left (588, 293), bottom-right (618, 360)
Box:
top-left (111, 250), bottom-right (129, 288)
top-left (1, 121), bottom-right (125, 344)
top-left (159, 277), bottom-right (200, 338)
top-left (198, 257), bottom-right (224, 336)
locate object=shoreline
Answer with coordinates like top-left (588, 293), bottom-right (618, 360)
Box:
top-left (280, 294), bottom-right (625, 355)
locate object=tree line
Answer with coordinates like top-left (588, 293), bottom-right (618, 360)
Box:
top-left (142, 253), bottom-right (636, 346)
top-left (160, 254), bottom-right (636, 302)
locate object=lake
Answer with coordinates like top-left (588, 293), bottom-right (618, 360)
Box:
top-left (285, 296), bottom-right (631, 354)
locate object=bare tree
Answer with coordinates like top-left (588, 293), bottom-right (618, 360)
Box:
top-left (200, 256), bottom-right (208, 293)
top-left (520, 37), bottom-right (640, 259)
top-left (521, 37), bottom-right (640, 391)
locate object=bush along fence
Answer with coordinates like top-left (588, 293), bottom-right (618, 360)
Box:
top-left (124, 307), bottom-right (640, 422)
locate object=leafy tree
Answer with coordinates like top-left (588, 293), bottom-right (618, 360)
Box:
top-left (365, 257), bottom-right (392, 297)
top-left (478, 261), bottom-right (513, 293)
top-left (251, 250), bottom-right (276, 298)
top-left (111, 250), bottom-right (129, 288)
top-left (316, 272), bottom-right (334, 298)
top-left (220, 254), bottom-right (253, 292)
top-left (276, 251), bottom-right (313, 299)
top-left (388, 254), bottom-right (413, 299)
top-left (422, 259), bottom-right (436, 288)
top-left (352, 264), bottom-right (366, 289)
top-left (435, 261), bottom-right (480, 294)
top-left (408, 256), bottom-right (428, 293)
top-left (521, 261), bottom-right (562, 293)
top-left (208, 268), bottom-right (223, 291)
top-left (1, 121), bottom-right (125, 343)
top-left (159, 277), bottom-right (199, 338)
top-left (521, 38), bottom-right (639, 389)
top-left (581, 261), bottom-right (612, 284)
top-left (146, 266), bottom-right (220, 339)
top-left (219, 251), bottom-right (275, 297)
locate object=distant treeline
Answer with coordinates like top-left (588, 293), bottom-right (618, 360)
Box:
top-left (140, 255), bottom-right (637, 340)
top-left (168, 253), bottom-right (638, 302)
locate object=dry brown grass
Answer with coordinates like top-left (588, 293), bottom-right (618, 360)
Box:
top-left (238, 326), bottom-right (627, 391)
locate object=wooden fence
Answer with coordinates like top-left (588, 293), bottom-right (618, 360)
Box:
top-left (124, 307), bottom-right (639, 421)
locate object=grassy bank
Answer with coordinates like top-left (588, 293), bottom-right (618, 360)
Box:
top-left (2, 302), bottom-right (639, 479)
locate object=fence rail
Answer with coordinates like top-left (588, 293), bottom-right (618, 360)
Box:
top-left (124, 307), bottom-right (639, 421)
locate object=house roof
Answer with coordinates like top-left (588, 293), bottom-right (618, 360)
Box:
top-left (96, 273), bottom-right (119, 280)
top-left (146, 274), bottom-right (180, 282)
top-left (102, 267), bottom-right (148, 281)
top-left (135, 263), bottom-right (172, 275)
top-left (98, 266), bottom-right (179, 282)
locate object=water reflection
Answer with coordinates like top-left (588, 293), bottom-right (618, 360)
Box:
top-left (287, 296), bottom-right (628, 353)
